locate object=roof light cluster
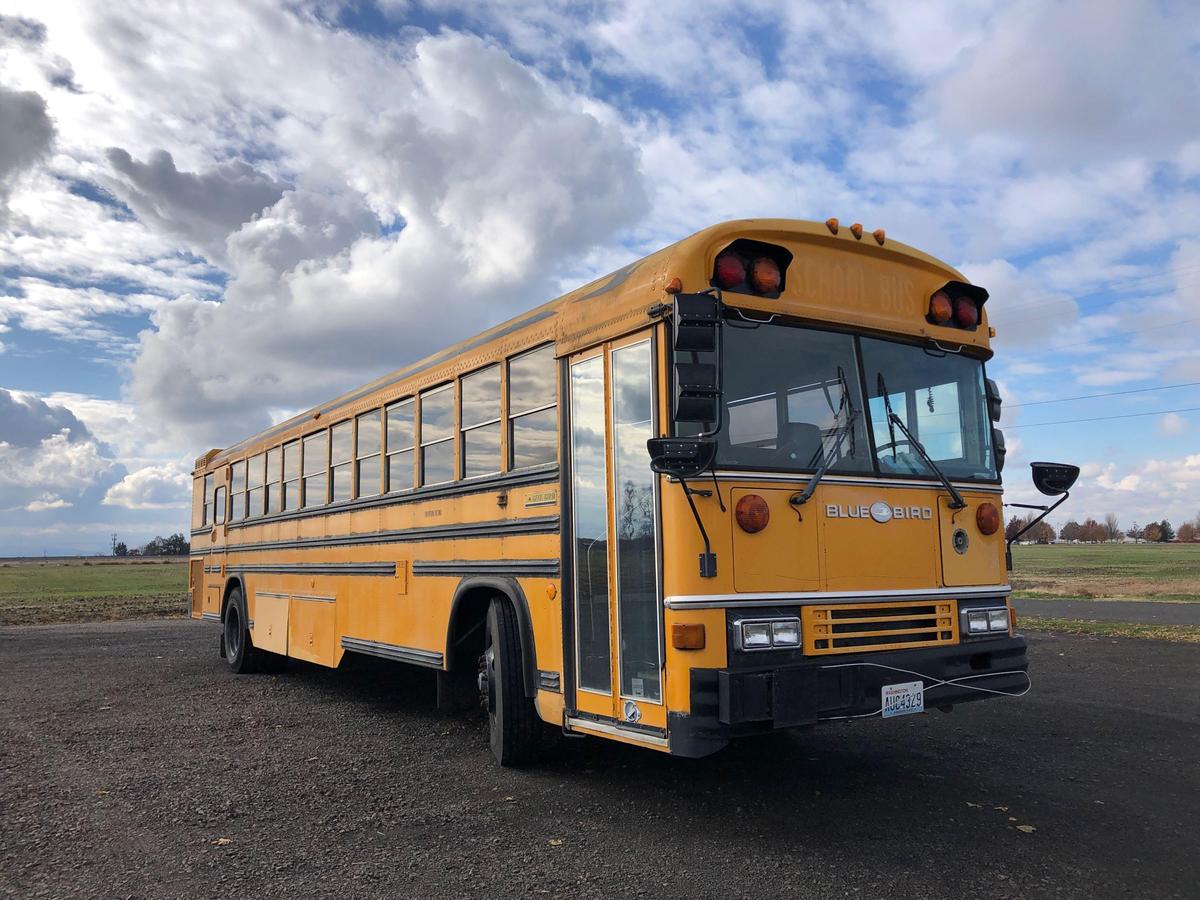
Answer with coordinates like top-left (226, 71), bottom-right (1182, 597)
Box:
top-left (710, 239), bottom-right (792, 298)
top-left (926, 281), bottom-right (989, 332)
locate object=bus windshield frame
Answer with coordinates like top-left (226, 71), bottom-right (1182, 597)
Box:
top-left (678, 317), bottom-right (1000, 484)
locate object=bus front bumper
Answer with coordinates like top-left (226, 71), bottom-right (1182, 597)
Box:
top-left (668, 635), bottom-right (1028, 758)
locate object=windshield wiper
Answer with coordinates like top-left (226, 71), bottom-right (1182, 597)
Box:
top-left (876, 373), bottom-right (966, 510)
top-left (791, 367), bottom-right (857, 510)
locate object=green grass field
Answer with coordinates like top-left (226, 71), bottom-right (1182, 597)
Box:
top-left (1010, 542), bottom-right (1200, 602)
top-left (0, 558), bottom-right (187, 626)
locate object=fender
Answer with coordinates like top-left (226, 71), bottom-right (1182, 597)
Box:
top-left (220, 574), bottom-right (247, 620)
top-left (448, 576), bottom-right (539, 700)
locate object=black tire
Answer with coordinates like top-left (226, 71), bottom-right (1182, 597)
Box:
top-left (223, 586), bottom-right (261, 674)
top-left (482, 599), bottom-right (540, 766)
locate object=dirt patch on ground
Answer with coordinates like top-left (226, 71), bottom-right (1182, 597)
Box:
top-left (0, 595), bottom-right (186, 626)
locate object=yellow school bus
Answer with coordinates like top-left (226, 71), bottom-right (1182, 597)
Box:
top-left (190, 218), bottom-right (1076, 764)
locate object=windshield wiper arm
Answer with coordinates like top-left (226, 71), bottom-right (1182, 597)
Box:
top-left (791, 368), bottom-right (857, 510)
top-left (876, 373), bottom-right (966, 510)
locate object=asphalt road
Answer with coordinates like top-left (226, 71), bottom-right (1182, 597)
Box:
top-left (2, 620), bottom-right (1197, 899)
top-left (1014, 598), bottom-right (1200, 625)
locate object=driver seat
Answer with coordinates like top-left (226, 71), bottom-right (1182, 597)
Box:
top-left (776, 422), bottom-right (825, 467)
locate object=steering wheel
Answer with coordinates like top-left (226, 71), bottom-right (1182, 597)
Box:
top-left (875, 439), bottom-right (913, 457)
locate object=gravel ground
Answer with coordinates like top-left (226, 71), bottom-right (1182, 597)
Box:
top-left (2, 619), bottom-right (1197, 899)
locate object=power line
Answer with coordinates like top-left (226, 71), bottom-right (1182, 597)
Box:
top-left (1007, 380), bottom-right (1200, 408)
top-left (1005, 405), bottom-right (1200, 429)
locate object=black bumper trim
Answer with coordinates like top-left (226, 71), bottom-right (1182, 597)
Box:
top-left (669, 636), bottom-right (1028, 758)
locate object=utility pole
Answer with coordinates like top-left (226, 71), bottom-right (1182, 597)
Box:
top-left (110, 533), bottom-right (118, 556)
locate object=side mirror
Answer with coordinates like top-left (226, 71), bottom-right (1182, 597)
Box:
top-left (672, 293), bottom-right (720, 352)
top-left (992, 427), bottom-right (1006, 472)
top-left (985, 378), bottom-right (1002, 422)
top-left (1031, 461), bottom-right (1079, 496)
top-left (646, 437), bottom-right (717, 477)
top-left (673, 362), bottom-right (719, 424)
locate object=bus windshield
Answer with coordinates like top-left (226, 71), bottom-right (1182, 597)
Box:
top-left (682, 321), bottom-right (997, 482)
top-left (860, 335), bottom-right (997, 482)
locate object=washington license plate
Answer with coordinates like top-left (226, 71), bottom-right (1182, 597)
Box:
top-left (881, 681), bottom-right (925, 718)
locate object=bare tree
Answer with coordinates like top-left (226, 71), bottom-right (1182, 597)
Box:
top-left (1104, 513), bottom-right (1120, 542)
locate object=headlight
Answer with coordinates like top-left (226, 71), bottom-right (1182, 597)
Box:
top-left (771, 620), bottom-right (800, 647)
top-left (741, 622), bottom-right (772, 649)
top-left (963, 606), bottom-right (1012, 637)
top-left (967, 610), bottom-right (990, 634)
top-left (737, 617), bottom-right (801, 651)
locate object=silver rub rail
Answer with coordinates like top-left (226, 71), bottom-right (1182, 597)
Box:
top-left (663, 584), bottom-right (1012, 610)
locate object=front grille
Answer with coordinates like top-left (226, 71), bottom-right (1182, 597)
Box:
top-left (802, 599), bottom-right (958, 655)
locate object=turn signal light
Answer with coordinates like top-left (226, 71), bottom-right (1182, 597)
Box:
top-left (671, 623), bottom-right (706, 650)
top-left (976, 502), bottom-right (1000, 535)
top-left (735, 494), bottom-right (770, 533)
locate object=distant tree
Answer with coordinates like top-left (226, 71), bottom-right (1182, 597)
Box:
top-left (1005, 515), bottom-right (1025, 542)
top-left (1080, 518), bottom-right (1105, 542)
top-left (1143, 522), bottom-right (1163, 542)
top-left (1157, 520), bottom-right (1175, 543)
top-left (1178, 523), bottom-right (1197, 543)
top-left (1104, 513), bottom-right (1120, 541)
top-left (141, 533), bottom-right (190, 556)
top-left (113, 541), bottom-right (128, 557)
top-left (1127, 522), bottom-right (1143, 542)
top-left (1060, 520), bottom-right (1082, 541)
top-left (1031, 520), bottom-right (1056, 543)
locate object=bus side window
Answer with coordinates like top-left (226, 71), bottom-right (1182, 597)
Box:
top-left (356, 409), bottom-right (382, 498)
top-left (302, 431), bottom-right (328, 508)
top-left (386, 399), bottom-right (415, 492)
top-left (230, 461), bottom-right (246, 522)
top-left (330, 420), bottom-right (352, 502)
top-left (265, 446), bottom-right (282, 514)
top-left (419, 384), bottom-right (455, 486)
top-left (508, 344), bottom-right (557, 469)
top-left (213, 485), bottom-right (227, 525)
top-left (282, 441), bottom-right (300, 510)
top-left (247, 452), bottom-right (266, 516)
top-left (202, 473), bottom-right (214, 525)
top-left (461, 364), bottom-right (501, 478)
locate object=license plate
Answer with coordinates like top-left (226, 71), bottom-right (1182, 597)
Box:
top-left (881, 681), bottom-right (925, 718)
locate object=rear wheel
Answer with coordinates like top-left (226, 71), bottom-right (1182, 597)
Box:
top-left (480, 598), bottom-right (540, 766)
top-left (223, 587), bottom-right (261, 674)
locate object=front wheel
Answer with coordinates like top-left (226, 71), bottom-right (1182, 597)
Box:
top-left (223, 587), bottom-right (261, 674)
top-left (481, 599), bottom-right (540, 766)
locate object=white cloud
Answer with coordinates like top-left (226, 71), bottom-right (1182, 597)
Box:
top-left (0, 83), bottom-right (54, 222)
top-left (1158, 412), bottom-right (1189, 436)
top-left (26, 493), bottom-right (70, 511)
top-left (102, 463), bottom-right (189, 509)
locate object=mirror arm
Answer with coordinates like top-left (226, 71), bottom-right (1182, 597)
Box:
top-left (677, 475), bottom-right (718, 578)
top-left (1004, 491), bottom-right (1070, 570)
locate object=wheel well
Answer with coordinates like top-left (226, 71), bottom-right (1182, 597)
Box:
top-left (220, 576), bottom-right (244, 621)
top-left (446, 577), bottom-right (538, 699)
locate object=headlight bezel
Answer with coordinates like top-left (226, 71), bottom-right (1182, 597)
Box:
top-left (734, 616), bottom-right (802, 651)
top-left (962, 605), bottom-right (1013, 639)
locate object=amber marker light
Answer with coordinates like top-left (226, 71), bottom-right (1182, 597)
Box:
top-left (735, 494), bottom-right (770, 533)
top-left (873, 228), bottom-right (886, 245)
top-left (850, 223), bottom-right (863, 239)
top-left (825, 217), bottom-right (839, 234)
top-left (928, 290), bottom-right (953, 325)
top-left (672, 623), bottom-right (706, 650)
top-left (749, 257), bottom-right (781, 294)
top-left (976, 502), bottom-right (1000, 535)
top-left (664, 276), bottom-right (683, 294)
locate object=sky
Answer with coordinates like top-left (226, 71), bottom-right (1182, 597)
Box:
top-left (0, 0), bottom-right (1198, 555)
